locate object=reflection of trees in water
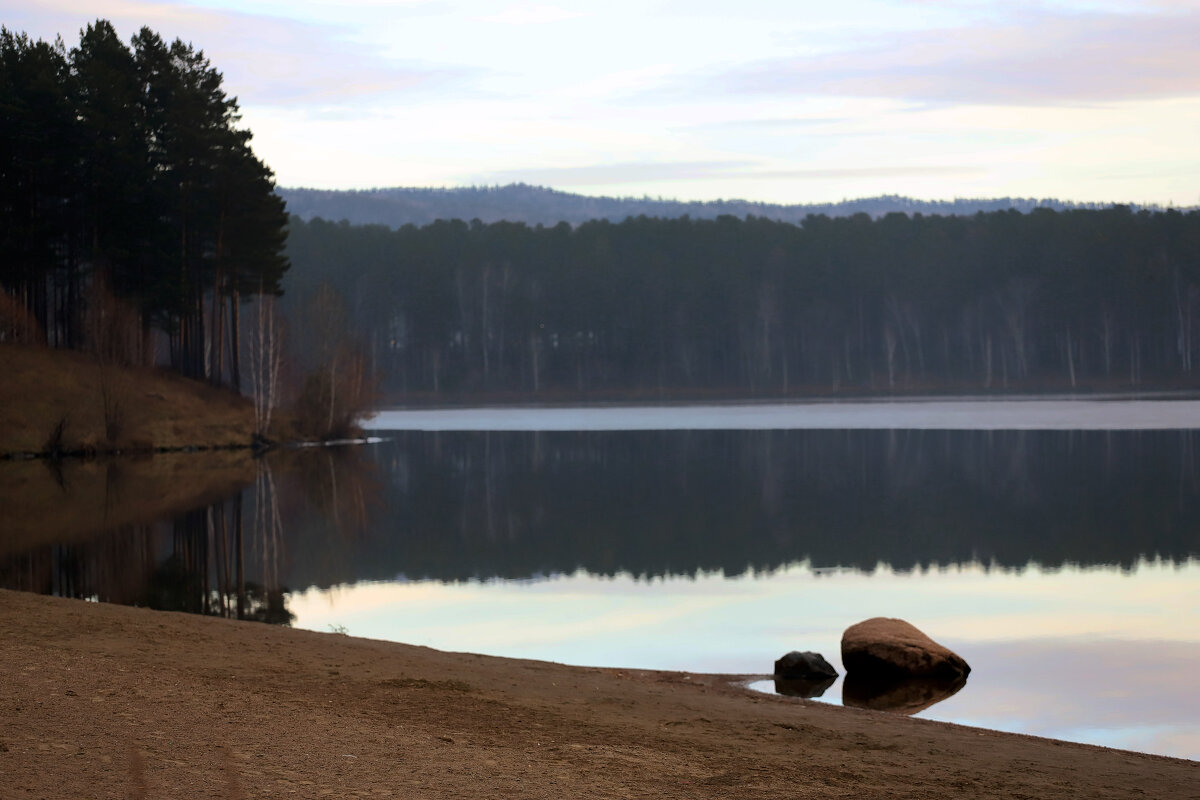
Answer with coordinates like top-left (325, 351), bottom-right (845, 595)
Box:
top-left (0, 446), bottom-right (380, 621)
top-left (280, 449), bottom-right (377, 540)
top-left (254, 461), bottom-right (284, 598)
top-left (6, 432), bottom-right (1200, 601)
top-left (146, 490), bottom-right (295, 623)
top-left (0, 459), bottom-right (301, 626)
top-left (280, 429), bottom-right (1200, 589)
top-left (0, 525), bottom-right (158, 604)
top-left (141, 484), bottom-right (293, 625)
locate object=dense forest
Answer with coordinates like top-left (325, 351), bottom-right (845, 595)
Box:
top-left (287, 207), bottom-right (1200, 398)
top-left (0, 22), bottom-right (288, 383)
top-left (6, 22), bottom-right (1198, 406)
top-left (280, 184), bottom-right (1126, 229)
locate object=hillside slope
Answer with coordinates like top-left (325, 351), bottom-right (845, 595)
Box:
top-left (0, 344), bottom-right (258, 455)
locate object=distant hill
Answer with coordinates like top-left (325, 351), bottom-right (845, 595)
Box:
top-left (277, 184), bottom-right (1138, 228)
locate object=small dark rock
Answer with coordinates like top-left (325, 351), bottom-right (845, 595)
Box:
top-left (773, 650), bottom-right (839, 680)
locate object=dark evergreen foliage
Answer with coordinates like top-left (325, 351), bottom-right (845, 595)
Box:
top-left (0, 21), bottom-right (288, 383)
top-left (287, 207), bottom-right (1200, 397)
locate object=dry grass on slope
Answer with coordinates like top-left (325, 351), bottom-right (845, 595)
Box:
top-left (0, 344), bottom-right (259, 455)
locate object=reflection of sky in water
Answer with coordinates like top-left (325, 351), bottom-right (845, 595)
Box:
top-left (290, 557), bottom-right (1200, 761)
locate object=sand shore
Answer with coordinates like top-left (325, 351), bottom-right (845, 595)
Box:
top-left (1, 590), bottom-right (1195, 799)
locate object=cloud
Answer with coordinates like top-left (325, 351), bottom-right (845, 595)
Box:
top-left (479, 161), bottom-right (982, 187)
top-left (704, 6), bottom-right (1200, 106)
top-left (2, 0), bottom-right (480, 111)
top-left (477, 4), bottom-right (588, 25)
top-left (480, 160), bottom-right (756, 186)
top-left (753, 165), bottom-right (984, 180)
top-left (687, 116), bottom-right (852, 131)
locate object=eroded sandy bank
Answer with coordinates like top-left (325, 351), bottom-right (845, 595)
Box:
top-left (0, 590), bottom-right (1194, 799)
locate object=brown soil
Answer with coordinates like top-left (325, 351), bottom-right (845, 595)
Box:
top-left (1, 590), bottom-right (1194, 799)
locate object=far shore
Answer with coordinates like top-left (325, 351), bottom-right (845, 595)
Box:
top-left (8, 341), bottom-right (1200, 458)
top-left (365, 395), bottom-right (1200, 432)
top-left (376, 381), bottom-right (1200, 410)
top-left (376, 387), bottom-right (1200, 411)
top-left (1, 590), bottom-right (1195, 799)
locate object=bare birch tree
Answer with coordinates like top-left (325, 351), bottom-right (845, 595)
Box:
top-left (246, 293), bottom-right (284, 439)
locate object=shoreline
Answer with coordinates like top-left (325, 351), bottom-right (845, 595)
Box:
top-left (375, 387), bottom-right (1200, 412)
top-left (2, 590), bottom-right (1195, 799)
top-left (364, 396), bottom-right (1200, 432)
top-left (7, 339), bottom-right (1198, 458)
top-left (376, 383), bottom-right (1200, 410)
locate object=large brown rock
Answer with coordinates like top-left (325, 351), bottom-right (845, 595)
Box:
top-left (841, 618), bottom-right (970, 681)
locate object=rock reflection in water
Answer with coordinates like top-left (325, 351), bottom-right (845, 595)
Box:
top-left (773, 676), bottom-right (837, 699)
top-left (841, 672), bottom-right (969, 716)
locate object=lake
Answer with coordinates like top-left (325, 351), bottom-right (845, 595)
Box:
top-left (3, 399), bottom-right (1199, 761)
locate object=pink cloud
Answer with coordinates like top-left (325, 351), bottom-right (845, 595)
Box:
top-left (0, 0), bottom-right (477, 110)
top-left (715, 7), bottom-right (1200, 105)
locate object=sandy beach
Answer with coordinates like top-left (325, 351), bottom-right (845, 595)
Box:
top-left (1, 590), bottom-right (1195, 799)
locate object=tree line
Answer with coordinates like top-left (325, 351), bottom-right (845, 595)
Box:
top-left (280, 183), bottom-right (1120, 229)
top-left (286, 206), bottom-right (1200, 398)
top-left (0, 21), bottom-right (288, 385)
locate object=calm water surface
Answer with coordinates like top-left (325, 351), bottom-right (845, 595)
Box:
top-left (4, 399), bottom-right (1199, 761)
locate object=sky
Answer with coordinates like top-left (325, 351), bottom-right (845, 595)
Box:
top-left (6, 0), bottom-right (1200, 205)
